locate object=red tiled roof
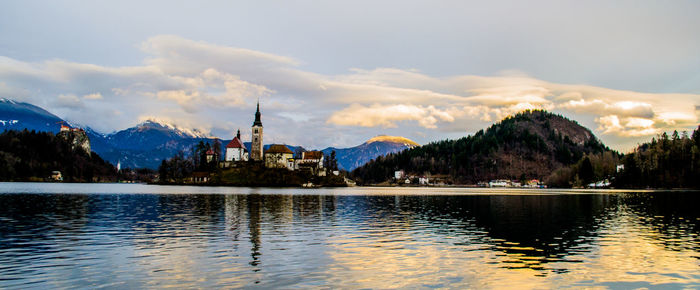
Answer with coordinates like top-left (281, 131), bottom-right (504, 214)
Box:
top-left (303, 151), bottom-right (323, 160)
top-left (265, 144), bottom-right (293, 154)
top-left (226, 137), bottom-right (245, 149)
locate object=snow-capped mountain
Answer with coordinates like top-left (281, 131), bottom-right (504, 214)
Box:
top-left (0, 98), bottom-right (65, 132)
top-left (106, 120), bottom-right (209, 150)
top-left (134, 119), bottom-right (210, 139)
top-left (92, 120), bottom-right (212, 169)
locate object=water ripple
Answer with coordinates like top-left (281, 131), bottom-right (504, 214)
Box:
top-left (0, 185), bottom-right (698, 288)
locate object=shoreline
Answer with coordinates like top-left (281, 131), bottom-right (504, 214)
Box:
top-left (2, 180), bottom-right (698, 191)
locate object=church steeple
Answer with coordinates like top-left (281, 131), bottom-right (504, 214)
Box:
top-left (250, 100), bottom-right (264, 161)
top-left (253, 101), bottom-right (262, 127)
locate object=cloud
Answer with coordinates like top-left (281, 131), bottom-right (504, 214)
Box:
top-left (328, 104), bottom-right (454, 128)
top-left (155, 68), bottom-right (272, 113)
top-left (0, 35), bottom-right (697, 150)
top-left (141, 35), bottom-right (299, 76)
top-left (561, 99), bottom-right (654, 119)
top-left (596, 115), bottom-right (661, 137)
top-left (82, 93), bottom-right (103, 100)
top-left (54, 94), bottom-right (84, 109)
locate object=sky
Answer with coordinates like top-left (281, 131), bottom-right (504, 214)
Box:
top-left (1, 0), bottom-right (699, 151)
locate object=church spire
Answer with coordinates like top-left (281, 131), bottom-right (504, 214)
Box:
top-left (253, 99), bottom-right (262, 127)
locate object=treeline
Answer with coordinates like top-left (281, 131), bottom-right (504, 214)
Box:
top-left (351, 110), bottom-right (607, 184)
top-left (545, 151), bottom-right (619, 187)
top-left (158, 140), bottom-right (222, 183)
top-left (158, 151), bottom-right (195, 183)
top-left (548, 127), bottom-right (700, 188)
top-left (0, 129), bottom-right (116, 182)
top-left (615, 128), bottom-right (700, 188)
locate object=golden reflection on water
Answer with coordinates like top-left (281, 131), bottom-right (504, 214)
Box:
top-left (0, 189), bottom-right (698, 288)
top-left (221, 194), bottom-right (700, 288)
top-left (321, 214), bottom-right (698, 288)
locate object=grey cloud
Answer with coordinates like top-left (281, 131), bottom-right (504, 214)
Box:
top-left (0, 35), bottom-right (698, 151)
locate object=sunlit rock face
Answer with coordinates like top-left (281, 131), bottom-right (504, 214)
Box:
top-left (365, 135), bottom-right (419, 147)
top-left (57, 129), bottom-right (91, 154)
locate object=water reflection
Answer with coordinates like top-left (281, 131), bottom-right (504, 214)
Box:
top-left (0, 189), bottom-right (698, 288)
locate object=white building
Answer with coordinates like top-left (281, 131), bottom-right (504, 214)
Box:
top-left (419, 176), bottom-right (429, 185)
top-left (225, 130), bottom-right (248, 162)
top-left (489, 180), bottom-right (510, 187)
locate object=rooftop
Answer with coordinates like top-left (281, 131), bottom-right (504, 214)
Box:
top-left (226, 137), bottom-right (245, 149)
top-left (265, 144), bottom-right (293, 154)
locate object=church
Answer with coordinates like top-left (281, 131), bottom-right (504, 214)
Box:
top-left (221, 101), bottom-right (325, 175)
top-left (222, 101), bottom-right (265, 165)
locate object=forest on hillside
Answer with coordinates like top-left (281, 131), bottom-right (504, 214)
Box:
top-left (549, 127), bottom-right (700, 188)
top-left (615, 128), bottom-right (700, 188)
top-left (0, 130), bottom-right (117, 182)
top-left (351, 110), bottom-right (609, 184)
top-left (352, 109), bottom-right (700, 189)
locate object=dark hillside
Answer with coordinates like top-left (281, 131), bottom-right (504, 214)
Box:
top-left (351, 110), bottom-right (609, 184)
top-left (0, 130), bottom-right (116, 182)
top-left (615, 127), bottom-right (700, 188)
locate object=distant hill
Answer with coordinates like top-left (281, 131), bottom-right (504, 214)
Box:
top-left (321, 136), bottom-right (418, 171)
top-left (351, 110), bottom-right (609, 184)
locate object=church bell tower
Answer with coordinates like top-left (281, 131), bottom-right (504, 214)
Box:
top-left (251, 101), bottom-right (263, 161)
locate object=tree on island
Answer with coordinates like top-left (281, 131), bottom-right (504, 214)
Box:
top-left (158, 151), bottom-right (193, 183)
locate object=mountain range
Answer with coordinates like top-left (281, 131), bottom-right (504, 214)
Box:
top-left (0, 99), bottom-right (417, 170)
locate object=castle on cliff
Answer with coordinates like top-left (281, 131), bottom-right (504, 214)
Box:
top-left (58, 124), bottom-right (91, 154)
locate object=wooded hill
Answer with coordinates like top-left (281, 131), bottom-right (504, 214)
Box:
top-left (351, 110), bottom-right (610, 185)
top-left (0, 130), bottom-right (117, 182)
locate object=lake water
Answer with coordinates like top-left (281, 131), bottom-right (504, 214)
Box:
top-left (0, 183), bottom-right (698, 288)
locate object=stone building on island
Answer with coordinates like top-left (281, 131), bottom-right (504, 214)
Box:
top-left (264, 144), bottom-right (294, 170)
top-left (296, 151), bottom-right (325, 176)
